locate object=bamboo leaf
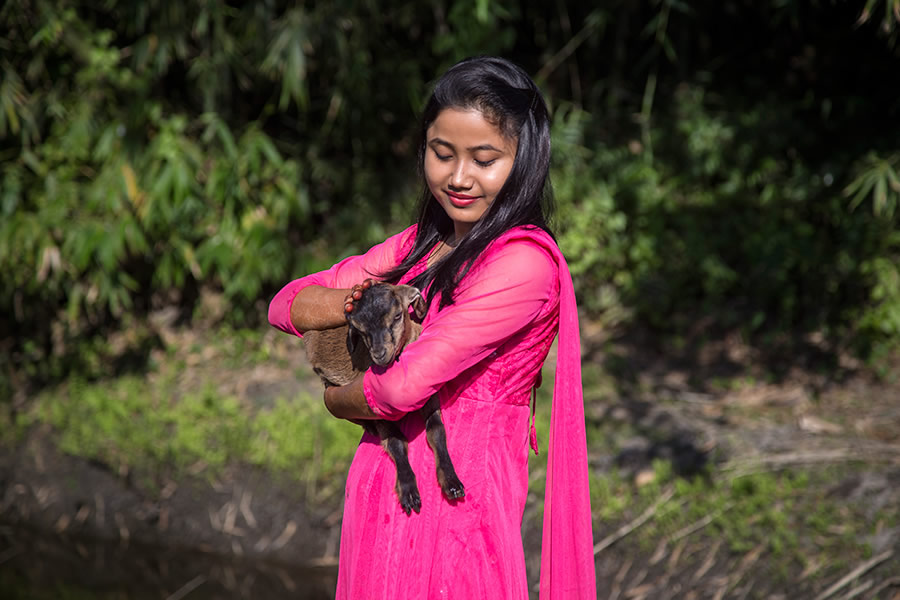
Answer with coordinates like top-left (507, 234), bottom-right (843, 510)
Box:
top-left (874, 176), bottom-right (888, 215)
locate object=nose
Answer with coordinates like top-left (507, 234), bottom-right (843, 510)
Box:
top-left (370, 347), bottom-right (390, 366)
top-left (449, 160), bottom-right (471, 190)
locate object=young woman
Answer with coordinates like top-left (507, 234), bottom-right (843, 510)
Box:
top-left (268, 56), bottom-right (596, 600)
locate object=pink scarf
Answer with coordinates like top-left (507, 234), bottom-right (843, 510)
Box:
top-left (505, 228), bottom-right (597, 599)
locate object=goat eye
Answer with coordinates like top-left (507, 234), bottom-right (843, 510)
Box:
top-left (393, 313), bottom-right (403, 322)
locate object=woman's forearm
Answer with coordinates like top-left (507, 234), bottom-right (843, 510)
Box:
top-left (290, 285), bottom-right (352, 332)
top-left (324, 374), bottom-right (380, 420)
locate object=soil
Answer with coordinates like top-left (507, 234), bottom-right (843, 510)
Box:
top-left (2, 321), bottom-right (900, 599)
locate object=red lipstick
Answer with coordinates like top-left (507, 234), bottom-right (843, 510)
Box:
top-left (446, 191), bottom-right (480, 207)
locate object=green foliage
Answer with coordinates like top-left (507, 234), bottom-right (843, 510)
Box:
top-left (3, 0), bottom-right (900, 392)
top-left (859, 0), bottom-right (900, 36)
top-left (249, 397), bottom-right (360, 480)
top-left (554, 81), bottom-right (900, 355)
top-left (589, 468), bottom-right (630, 522)
top-left (846, 153), bottom-right (900, 218)
top-left (31, 376), bottom-right (239, 476)
top-left (552, 105), bottom-right (633, 326)
top-left (584, 456), bottom-right (879, 574)
top-left (22, 372), bottom-right (358, 489)
top-left (0, 0), bottom-right (518, 387)
top-left (843, 153), bottom-right (900, 347)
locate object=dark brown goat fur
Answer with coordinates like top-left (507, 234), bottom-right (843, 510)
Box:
top-left (303, 283), bottom-right (464, 515)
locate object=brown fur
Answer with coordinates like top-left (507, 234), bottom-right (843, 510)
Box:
top-left (303, 283), bottom-right (464, 515)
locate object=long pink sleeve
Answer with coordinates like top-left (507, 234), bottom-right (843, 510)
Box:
top-left (362, 240), bottom-right (556, 420)
top-left (267, 226), bottom-right (417, 337)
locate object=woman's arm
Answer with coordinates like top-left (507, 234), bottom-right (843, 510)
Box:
top-left (268, 226), bottom-right (417, 337)
top-left (289, 285), bottom-right (352, 331)
top-left (328, 239), bottom-right (558, 421)
top-left (324, 374), bottom-right (377, 419)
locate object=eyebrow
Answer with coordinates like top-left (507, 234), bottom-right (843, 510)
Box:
top-left (429, 138), bottom-right (505, 153)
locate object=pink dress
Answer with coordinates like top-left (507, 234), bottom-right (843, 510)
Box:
top-left (268, 225), bottom-right (596, 600)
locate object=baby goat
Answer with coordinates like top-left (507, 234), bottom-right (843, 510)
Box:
top-left (303, 282), bottom-right (464, 515)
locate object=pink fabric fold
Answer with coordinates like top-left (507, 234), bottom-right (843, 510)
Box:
top-left (533, 231), bottom-right (596, 600)
top-left (485, 228), bottom-right (596, 600)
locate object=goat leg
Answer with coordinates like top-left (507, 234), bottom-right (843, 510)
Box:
top-left (374, 421), bottom-right (421, 515)
top-left (421, 396), bottom-right (465, 500)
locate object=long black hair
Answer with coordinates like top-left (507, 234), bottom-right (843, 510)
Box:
top-left (380, 56), bottom-right (554, 310)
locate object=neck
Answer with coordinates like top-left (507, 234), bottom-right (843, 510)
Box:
top-left (452, 222), bottom-right (472, 244)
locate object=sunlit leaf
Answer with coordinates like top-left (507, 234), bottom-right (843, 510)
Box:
top-left (845, 152), bottom-right (900, 218)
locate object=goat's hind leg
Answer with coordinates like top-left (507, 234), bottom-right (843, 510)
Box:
top-left (374, 421), bottom-right (421, 515)
top-left (421, 396), bottom-right (465, 500)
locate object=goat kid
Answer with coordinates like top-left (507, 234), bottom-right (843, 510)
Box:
top-left (303, 282), bottom-right (464, 515)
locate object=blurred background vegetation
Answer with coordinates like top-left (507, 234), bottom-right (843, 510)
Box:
top-left (2, 0), bottom-right (899, 396)
top-left (3, 2), bottom-right (900, 598)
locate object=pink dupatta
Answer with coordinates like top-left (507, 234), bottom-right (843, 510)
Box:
top-left (505, 228), bottom-right (597, 599)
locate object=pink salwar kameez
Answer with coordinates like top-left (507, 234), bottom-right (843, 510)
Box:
top-left (268, 224), bottom-right (596, 600)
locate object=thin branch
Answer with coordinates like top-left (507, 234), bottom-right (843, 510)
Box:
top-left (813, 550), bottom-right (894, 600)
top-left (838, 579), bottom-right (873, 600)
top-left (867, 576), bottom-right (900, 599)
top-left (670, 503), bottom-right (731, 542)
top-left (166, 575), bottom-right (206, 600)
top-left (724, 447), bottom-right (900, 479)
top-left (594, 486), bottom-right (677, 554)
top-left (536, 19), bottom-right (599, 83)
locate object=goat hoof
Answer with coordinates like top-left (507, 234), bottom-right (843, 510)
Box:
top-left (399, 487), bottom-right (422, 515)
top-left (442, 476), bottom-right (465, 500)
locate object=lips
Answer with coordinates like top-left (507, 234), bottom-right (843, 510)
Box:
top-left (445, 191), bottom-right (481, 207)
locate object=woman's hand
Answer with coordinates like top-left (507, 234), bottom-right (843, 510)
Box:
top-left (297, 277), bottom-right (379, 421)
top-left (289, 278), bottom-right (377, 332)
top-left (324, 373), bottom-right (379, 421)
top-left (342, 278), bottom-right (376, 314)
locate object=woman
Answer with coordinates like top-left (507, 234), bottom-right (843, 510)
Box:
top-left (268, 56), bottom-right (596, 600)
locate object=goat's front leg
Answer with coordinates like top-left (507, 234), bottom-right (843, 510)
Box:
top-left (421, 396), bottom-right (465, 500)
top-left (373, 421), bottom-right (421, 515)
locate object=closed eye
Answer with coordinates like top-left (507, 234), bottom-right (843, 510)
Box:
top-left (475, 158), bottom-right (496, 167)
top-left (393, 313), bottom-right (403, 322)
top-left (433, 149), bottom-right (452, 161)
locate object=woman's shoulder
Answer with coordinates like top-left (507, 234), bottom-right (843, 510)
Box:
top-left (370, 224), bottom-right (418, 263)
top-left (484, 226), bottom-right (559, 267)
top-left (389, 223), bottom-right (418, 251)
top-left (467, 226), bottom-right (560, 288)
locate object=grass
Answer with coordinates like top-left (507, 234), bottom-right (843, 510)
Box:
top-left (576, 457), bottom-right (891, 592)
top-left (20, 377), bottom-right (359, 494)
top-left (8, 325), bottom-right (360, 499)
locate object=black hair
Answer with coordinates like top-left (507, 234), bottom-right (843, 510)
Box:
top-left (380, 55), bottom-right (554, 310)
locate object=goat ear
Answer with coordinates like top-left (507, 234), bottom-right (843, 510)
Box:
top-left (398, 285), bottom-right (426, 319)
top-left (346, 328), bottom-right (361, 355)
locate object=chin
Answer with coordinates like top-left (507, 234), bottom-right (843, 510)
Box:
top-left (442, 204), bottom-right (487, 223)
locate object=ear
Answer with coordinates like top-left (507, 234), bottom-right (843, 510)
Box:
top-left (397, 285), bottom-right (426, 319)
top-left (346, 328), bottom-right (361, 354)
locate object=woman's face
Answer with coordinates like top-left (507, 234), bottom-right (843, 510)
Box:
top-left (424, 108), bottom-right (518, 240)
